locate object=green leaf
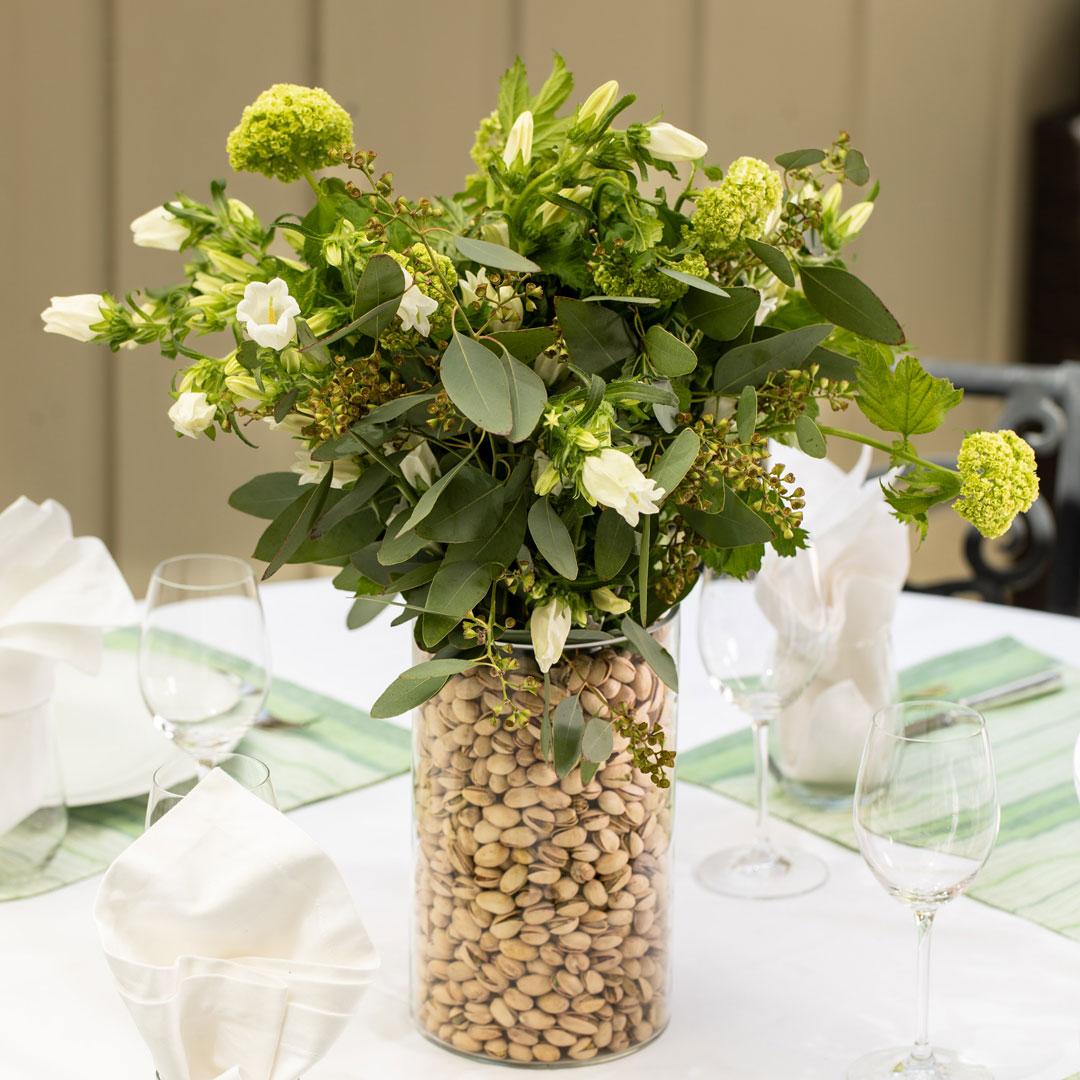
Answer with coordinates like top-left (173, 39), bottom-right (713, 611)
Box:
top-left (799, 264), bottom-right (905, 346)
top-left (422, 561), bottom-right (492, 648)
top-left (417, 467), bottom-right (505, 542)
top-left (259, 466), bottom-right (333, 580)
top-left (555, 297), bottom-right (637, 375)
top-left (228, 472), bottom-right (302, 520)
top-left (649, 429), bottom-right (700, 502)
top-left (352, 254), bottom-right (405, 336)
top-left (746, 238), bottom-right (795, 287)
top-left (644, 325), bottom-right (697, 377)
top-left (531, 52), bottom-right (574, 117)
top-left (489, 327), bottom-right (558, 362)
top-left (620, 616), bottom-right (678, 692)
top-left (552, 695), bottom-right (585, 778)
top-left (713, 323), bottom-right (834, 393)
top-left (844, 148), bottom-right (870, 186)
top-left (236, 339), bottom-right (260, 372)
top-left (638, 514), bottom-right (650, 625)
top-left (497, 58), bottom-right (530, 135)
top-left (454, 235), bottom-right (540, 273)
top-left (880, 464), bottom-right (962, 540)
top-left (445, 492), bottom-right (528, 568)
top-left (273, 387), bottom-right (300, 424)
top-left (794, 414), bottom-right (827, 458)
top-left (347, 596), bottom-right (385, 629)
top-left (656, 268), bottom-right (729, 296)
top-left (737, 385), bottom-right (758, 440)
top-left (441, 331), bottom-right (513, 435)
top-left (775, 148), bottom-right (826, 170)
top-left (582, 295), bottom-right (659, 306)
top-left (680, 490), bottom-right (775, 547)
top-left (386, 560), bottom-right (440, 592)
top-left (498, 349), bottom-right (548, 442)
top-left (582, 715), bottom-right (614, 764)
top-left (379, 508), bottom-right (430, 566)
top-left (295, 319), bottom-right (330, 367)
top-left (580, 760), bottom-right (601, 785)
top-left (855, 346), bottom-right (963, 438)
top-left (683, 287), bottom-right (760, 342)
top-left (395, 453), bottom-right (473, 537)
top-left (528, 499), bottom-right (578, 579)
top-left (370, 658), bottom-right (477, 718)
top-left (311, 462), bottom-right (392, 538)
top-left (352, 392), bottom-right (437, 430)
top-left (595, 509), bottom-right (634, 579)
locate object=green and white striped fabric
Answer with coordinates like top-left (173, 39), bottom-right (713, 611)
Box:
top-left (0, 629), bottom-right (411, 903)
top-left (679, 636), bottom-right (1080, 942)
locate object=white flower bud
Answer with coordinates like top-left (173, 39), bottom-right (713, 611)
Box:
top-left (581, 448), bottom-right (665, 526)
top-left (130, 205), bottom-right (188, 251)
top-left (168, 391), bottom-right (216, 439)
top-left (591, 587), bottom-right (631, 615)
top-left (530, 597), bottom-right (572, 673)
top-left (643, 122), bottom-right (708, 163)
top-left (820, 183), bottom-right (844, 217)
top-left (578, 80), bottom-right (619, 126)
top-left (837, 201), bottom-right (874, 240)
top-left (401, 441), bottom-right (441, 491)
top-left (40, 294), bottom-right (107, 342)
top-left (502, 110), bottom-right (534, 168)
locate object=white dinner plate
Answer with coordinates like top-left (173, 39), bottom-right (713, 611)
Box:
top-left (51, 649), bottom-right (189, 807)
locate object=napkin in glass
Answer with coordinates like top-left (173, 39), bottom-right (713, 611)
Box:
top-left (763, 445), bottom-right (909, 789)
top-left (93, 768), bottom-right (379, 1080)
top-left (0, 496), bottom-right (136, 835)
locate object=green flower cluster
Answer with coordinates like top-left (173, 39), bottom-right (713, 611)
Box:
top-left (954, 430), bottom-right (1039, 539)
top-left (470, 110), bottom-right (503, 170)
top-left (227, 84), bottom-right (353, 183)
top-left (593, 252), bottom-right (708, 304)
top-left (687, 156), bottom-right (782, 260)
top-left (382, 244), bottom-right (457, 347)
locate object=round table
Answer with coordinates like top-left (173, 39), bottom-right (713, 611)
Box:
top-left (2, 583), bottom-right (1078, 1079)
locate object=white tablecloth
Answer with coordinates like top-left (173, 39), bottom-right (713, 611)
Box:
top-left (2, 583), bottom-right (1078, 1080)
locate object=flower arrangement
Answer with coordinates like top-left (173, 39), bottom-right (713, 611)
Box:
top-left (42, 58), bottom-right (1037, 777)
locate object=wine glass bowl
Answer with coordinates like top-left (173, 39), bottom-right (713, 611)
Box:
top-left (146, 752), bottom-right (277, 829)
top-left (696, 549), bottom-right (830, 899)
top-left (139, 554), bottom-right (270, 765)
top-left (849, 701), bottom-right (999, 1080)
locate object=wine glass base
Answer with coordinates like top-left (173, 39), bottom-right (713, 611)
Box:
top-left (847, 1047), bottom-right (992, 1079)
top-left (695, 844), bottom-right (828, 899)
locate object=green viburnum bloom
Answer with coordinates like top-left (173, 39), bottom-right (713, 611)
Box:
top-left (382, 244), bottom-right (457, 346)
top-left (953, 429), bottom-right (1039, 539)
top-left (687, 156), bottom-right (783, 260)
top-left (593, 252), bottom-right (709, 304)
top-left (227, 84), bottom-right (353, 183)
top-left (470, 110), bottom-right (503, 170)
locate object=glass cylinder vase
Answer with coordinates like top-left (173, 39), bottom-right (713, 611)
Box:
top-left (411, 614), bottom-right (678, 1066)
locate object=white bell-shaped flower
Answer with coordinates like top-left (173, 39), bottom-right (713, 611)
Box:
top-left (236, 278), bottom-right (301, 350)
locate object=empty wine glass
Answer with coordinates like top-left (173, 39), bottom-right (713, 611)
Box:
top-left (146, 752), bottom-right (277, 828)
top-left (850, 701), bottom-right (999, 1079)
top-left (139, 555), bottom-right (270, 768)
top-left (696, 548), bottom-right (829, 898)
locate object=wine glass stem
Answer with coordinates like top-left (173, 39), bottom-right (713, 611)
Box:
top-left (751, 707), bottom-right (774, 853)
top-left (911, 908), bottom-right (936, 1062)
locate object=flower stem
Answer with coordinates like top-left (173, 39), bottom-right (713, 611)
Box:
top-left (814, 424), bottom-right (959, 479)
top-left (298, 162), bottom-right (322, 196)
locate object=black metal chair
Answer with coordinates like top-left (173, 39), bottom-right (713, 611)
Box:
top-left (905, 361), bottom-right (1080, 615)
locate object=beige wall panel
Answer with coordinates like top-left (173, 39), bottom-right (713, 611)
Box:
top-left (321, 0), bottom-right (515, 201)
top-left (699, 0), bottom-right (859, 168)
top-left (113, 0), bottom-right (317, 588)
top-left (518, 0), bottom-right (699, 132)
top-left (2, 4), bottom-right (111, 538)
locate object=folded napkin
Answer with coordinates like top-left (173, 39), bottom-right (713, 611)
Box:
top-left (94, 768), bottom-right (379, 1080)
top-left (0, 496), bottom-right (136, 835)
top-left (764, 445), bottom-right (909, 785)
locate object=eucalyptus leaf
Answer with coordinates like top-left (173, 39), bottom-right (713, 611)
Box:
top-left (713, 323), bottom-right (834, 393)
top-left (679, 490), bottom-right (775, 548)
top-left (489, 326), bottom-right (558, 361)
top-left (273, 387), bottom-right (300, 424)
top-left (555, 297), bottom-right (637, 375)
top-left (683, 287), bottom-right (760, 342)
top-left (445, 492), bottom-right (528, 568)
top-left (582, 715), bottom-right (614, 764)
top-left (347, 596), bottom-right (385, 629)
top-left (417, 467), bottom-right (506, 542)
top-left (799, 264), bottom-right (905, 346)
top-left (775, 148), bottom-right (826, 170)
top-left (794, 414), bottom-right (828, 458)
top-left (649, 428), bottom-right (700, 502)
top-left (379, 508), bottom-right (431, 566)
top-left (395, 454), bottom-right (473, 538)
top-left (228, 472), bottom-right (303, 520)
top-left (311, 462), bottom-right (392, 538)
top-left (441, 331), bottom-right (513, 435)
top-left (737, 385), bottom-right (758, 440)
top-left (370, 658), bottom-right (478, 718)
top-left (657, 267), bottom-right (728, 296)
top-left (552, 695), bottom-right (585, 777)
top-left (844, 148), bottom-right (870, 186)
top-left (582, 296), bottom-right (659, 305)
top-left (644, 325), bottom-right (697, 377)
top-left (528, 499), bottom-right (579, 579)
top-left (499, 349), bottom-right (548, 442)
top-left (424, 560), bottom-right (491, 631)
top-left (352, 392), bottom-right (437, 429)
top-left (259, 466), bottom-right (333, 580)
top-left (454, 235), bottom-right (541, 273)
top-left (746, 238), bottom-right (795, 287)
top-left (619, 616), bottom-right (679, 692)
top-left (352, 254), bottom-right (405, 337)
top-left (595, 509), bottom-right (634, 579)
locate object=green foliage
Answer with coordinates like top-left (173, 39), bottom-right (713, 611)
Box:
top-left (855, 344), bottom-right (963, 439)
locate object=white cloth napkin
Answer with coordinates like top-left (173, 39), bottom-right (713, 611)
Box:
top-left (765, 445), bottom-right (910, 786)
top-left (0, 496), bottom-right (135, 834)
top-left (93, 768), bottom-right (379, 1080)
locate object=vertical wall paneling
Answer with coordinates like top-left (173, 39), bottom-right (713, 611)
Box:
top-left (2, 4), bottom-right (112, 539)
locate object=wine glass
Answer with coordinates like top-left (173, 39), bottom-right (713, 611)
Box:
top-left (139, 554), bottom-right (270, 768)
top-left (146, 752), bottom-right (277, 828)
top-left (696, 548), bottom-right (829, 898)
top-left (850, 701), bottom-right (999, 1079)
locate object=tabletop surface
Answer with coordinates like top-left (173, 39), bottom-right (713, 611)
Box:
top-left (2, 583), bottom-right (1079, 1080)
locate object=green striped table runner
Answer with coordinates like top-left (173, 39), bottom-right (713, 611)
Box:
top-left (679, 636), bottom-right (1080, 942)
top-left (0, 629), bottom-right (411, 902)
